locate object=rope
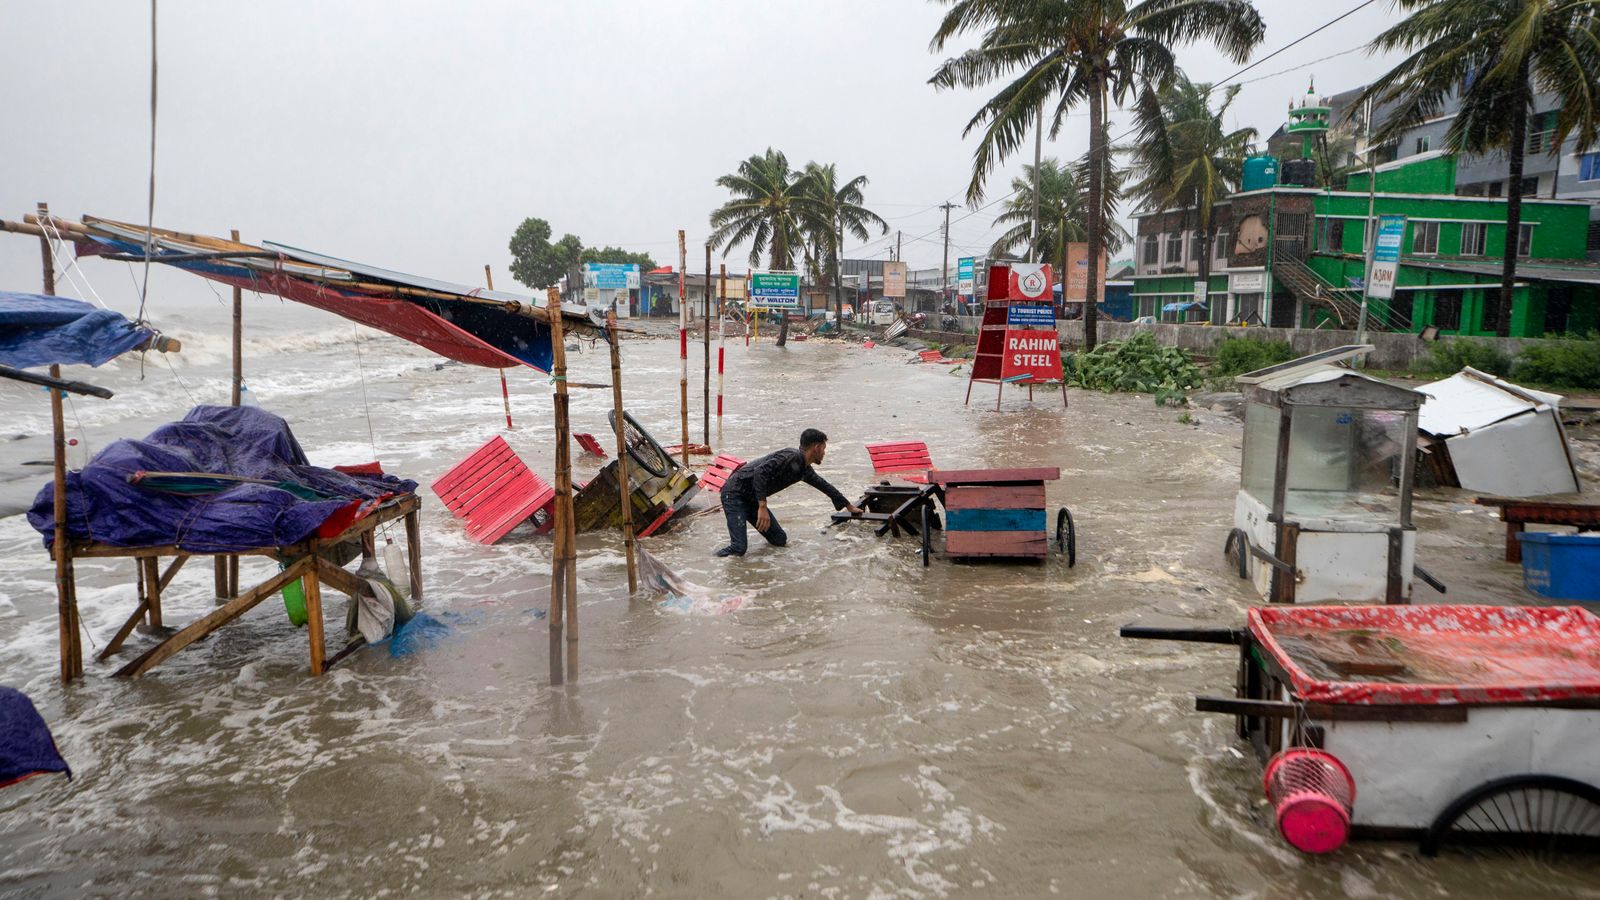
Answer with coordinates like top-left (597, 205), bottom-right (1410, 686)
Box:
top-left (160, 351), bottom-right (197, 406)
top-left (135, 0), bottom-right (158, 326)
top-left (351, 325), bottom-right (378, 460)
top-left (37, 218), bottom-right (110, 309)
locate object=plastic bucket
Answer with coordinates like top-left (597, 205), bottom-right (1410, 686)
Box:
top-left (1263, 748), bottom-right (1355, 854)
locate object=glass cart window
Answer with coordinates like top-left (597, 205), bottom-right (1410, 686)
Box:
top-left (1284, 407), bottom-right (1406, 519)
top-left (1241, 402), bottom-right (1278, 501)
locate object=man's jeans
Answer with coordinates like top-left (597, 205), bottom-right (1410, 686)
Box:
top-left (720, 492), bottom-right (787, 555)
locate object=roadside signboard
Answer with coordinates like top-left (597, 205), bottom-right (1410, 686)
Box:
top-left (1006, 304), bottom-right (1056, 327)
top-left (999, 329), bottom-right (1062, 383)
top-left (1064, 245), bottom-right (1107, 303)
top-left (1008, 263), bottom-right (1052, 301)
top-left (884, 261), bottom-right (907, 298)
top-left (1193, 280), bottom-right (1208, 304)
top-left (583, 262), bottom-right (639, 290)
top-left (750, 270), bottom-right (801, 308)
top-left (957, 257), bottom-right (975, 298)
top-left (1368, 214), bottom-right (1406, 300)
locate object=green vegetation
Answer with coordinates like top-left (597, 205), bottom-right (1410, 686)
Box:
top-left (1355, 0), bottom-right (1600, 336)
top-left (1065, 332), bottom-right (1202, 394)
top-left (929, 0), bottom-right (1264, 349)
top-left (1418, 339), bottom-right (1513, 378)
top-left (1511, 334), bottom-right (1600, 389)
top-left (507, 218), bottom-right (658, 290)
top-left (1212, 337), bottom-right (1296, 377)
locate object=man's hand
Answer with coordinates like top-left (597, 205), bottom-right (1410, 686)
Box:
top-left (845, 504), bottom-right (864, 517)
top-left (755, 501), bottom-right (770, 532)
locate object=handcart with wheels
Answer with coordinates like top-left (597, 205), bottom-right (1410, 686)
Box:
top-left (922, 467), bottom-right (1074, 568)
top-left (1123, 604), bottom-right (1600, 857)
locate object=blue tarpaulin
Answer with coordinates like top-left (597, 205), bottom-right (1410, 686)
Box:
top-left (1162, 301), bottom-right (1208, 314)
top-left (29, 405), bottom-right (417, 553)
top-left (0, 292), bottom-right (153, 369)
top-left (0, 686), bottom-right (69, 789)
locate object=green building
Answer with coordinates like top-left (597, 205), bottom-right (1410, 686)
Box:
top-left (1129, 151), bottom-right (1599, 337)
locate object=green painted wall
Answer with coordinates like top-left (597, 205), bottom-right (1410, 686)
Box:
top-left (1347, 154), bottom-right (1457, 195)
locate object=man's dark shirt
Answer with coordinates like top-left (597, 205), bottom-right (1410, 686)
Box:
top-left (724, 448), bottom-right (850, 510)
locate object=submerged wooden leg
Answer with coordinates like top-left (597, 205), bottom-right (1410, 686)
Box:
top-left (98, 599), bottom-right (151, 661)
top-left (213, 556), bottom-right (228, 602)
top-left (404, 508), bottom-right (423, 605)
top-left (141, 556), bottom-right (164, 630)
top-left (227, 555), bottom-right (239, 597)
top-left (1506, 521), bottom-right (1524, 563)
top-left (303, 558), bottom-right (325, 676)
top-left (116, 557), bottom-right (312, 678)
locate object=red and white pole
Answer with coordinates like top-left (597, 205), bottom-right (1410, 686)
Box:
top-left (499, 369), bottom-right (513, 430)
top-left (677, 230), bottom-right (689, 467)
top-left (717, 264), bottom-right (727, 428)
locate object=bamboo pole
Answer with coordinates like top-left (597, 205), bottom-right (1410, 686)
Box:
top-left (703, 244), bottom-right (711, 448)
top-left (677, 231), bottom-right (688, 467)
top-left (607, 309), bottom-right (637, 593)
top-left (39, 202), bottom-right (82, 683)
top-left (546, 287), bottom-right (575, 685)
top-left (485, 264), bottom-right (515, 430)
top-left (225, 228), bottom-right (243, 599)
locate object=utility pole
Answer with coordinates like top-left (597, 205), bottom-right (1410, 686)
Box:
top-left (895, 230), bottom-right (902, 262)
top-left (1030, 103), bottom-right (1043, 263)
top-left (940, 202), bottom-right (956, 310)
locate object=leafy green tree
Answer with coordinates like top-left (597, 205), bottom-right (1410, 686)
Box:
top-left (990, 157), bottom-right (1130, 292)
top-left (508, 218), bottom-right (583, 290)
top-left (1355, 0), bottom-right (1600, 336)
top-left (708, 149), bottom-right (826, 346)
top-left (1129, 73), bottom-right (1255, 320)
top-left (581, 246), bottom-right (658, 270)
top-left (929, 0), bottom-right (1264, 349)
top-left (801, 162), bottom-right (888, 322)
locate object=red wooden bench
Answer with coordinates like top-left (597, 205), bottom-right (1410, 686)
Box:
top-left (698, 454), bottom-right (745, 493)
top-left (866, 440), bottom-right (935, 484)
top-left (431, 436), bottom-right (556, 544)
top-left (574, 432), bottom-right (607, 457)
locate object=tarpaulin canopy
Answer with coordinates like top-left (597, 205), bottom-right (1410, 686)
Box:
top-left (0, 292), bottom-right (154, 369)
top-left (1249, 605), bottom-right (1600, 706)
top-left (28, 405), bottom-right (417, 554)
top-left (68, 216), bottom-right (594, 373)
top-left (0, 687), bottom-right (69, 789)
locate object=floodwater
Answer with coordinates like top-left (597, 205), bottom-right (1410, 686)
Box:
top-left (1, 309), bottom-right (1596, 898)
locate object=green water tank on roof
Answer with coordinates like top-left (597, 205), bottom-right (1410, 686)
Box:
top-left (1243, 155), bottom-right (1279, 192)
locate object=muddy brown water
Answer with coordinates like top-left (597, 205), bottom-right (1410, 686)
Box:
top-left (1, 330), bottom-right (1595, 897)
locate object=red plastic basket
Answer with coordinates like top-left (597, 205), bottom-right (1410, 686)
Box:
top-left (1263, 748), bottom-right (1356, 854)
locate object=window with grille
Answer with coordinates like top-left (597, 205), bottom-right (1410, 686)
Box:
top-left (1142, 235), bottom-right (1158, 265)
top-left (1165, 233), bottom-right (1183, 265)
top-left (1189, 232), bottom-right (1204, 265)
top-left (1434, 290), bottom-right (1463, 330)
top-left (1483, 288), bottom-right (1503, 330)
top-left (1518, 224), bottom-right (1534, 257)
top-left (1415, 136), bottom-right (1431, 154)
top-left (1527, 112), bottom-right (1558, 154)
top-left (1519, 176), bottom-right (1539, 197)
top-left (1461, 222), bottom-right (1487, 256)
top-left (1321, 220), bottom-right (1345, 252)
top-left (1214, 231), bottom-right (1230, 261)
top-left (1412, 221), bottom-right (1440, 255)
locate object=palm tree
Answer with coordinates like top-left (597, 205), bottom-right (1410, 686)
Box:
top-left (1129, 73), bottom-right (1256, 322)
top-left (801, 162), bottom-right (889, 324)
top-left (929, 0), bottom-right (1264, 349)
top-left (989, 157), bottom-right (1129, 300)
top-left (709, 149), bottom-right (824, 346)
top-left (1314, 132), bottom-right (1361, 190)
top-left (1354, 0), bottom-right (1600, 337)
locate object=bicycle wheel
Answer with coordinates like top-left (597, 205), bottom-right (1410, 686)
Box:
top-left (1420, 775), bottom-right (1600, 858)
top-left (608, 410), bottom-right (672, 478)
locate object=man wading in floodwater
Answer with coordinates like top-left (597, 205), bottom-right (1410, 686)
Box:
top-left (715, 428), bottom-right (862, 557)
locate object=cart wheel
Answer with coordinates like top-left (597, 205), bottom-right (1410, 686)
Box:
top-left (1420, 775), bottom-right (1600, 858)
top-left (1224, 528), bottom-right (1250, 579)
top-left (921, 502), bottom-right (932, 568)
top-left (1055, 508), bottom-right (1076, 568)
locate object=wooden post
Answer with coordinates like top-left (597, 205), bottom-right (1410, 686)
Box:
top-left (608, 309), bottom-right (638, 593)
top-left (678, 231), bottom-right (689, 468)
top-left (303, 558), bottom-right (325, 675)
top-left (703, 243), bottom-right (711, 448)
top-left (140, 556), bottom-right (164, 630)
top-left (717, 264), bottom-right (726, 440)
top-left (39, 202), bottom-right (82, 682)
top-left (404, 506), bottom-right (424, 606)
top-left (546, 288), bottom-right (576, 684)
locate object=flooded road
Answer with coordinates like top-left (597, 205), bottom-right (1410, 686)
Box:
top-left (0, 317), bottom-right (1592, 897)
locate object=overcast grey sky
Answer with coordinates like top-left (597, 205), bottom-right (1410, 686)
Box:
top-left (1, 0), bottom-right (1407, 320)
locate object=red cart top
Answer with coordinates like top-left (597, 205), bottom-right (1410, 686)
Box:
top-left (1248, 605), bottom-right (1600, 706)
